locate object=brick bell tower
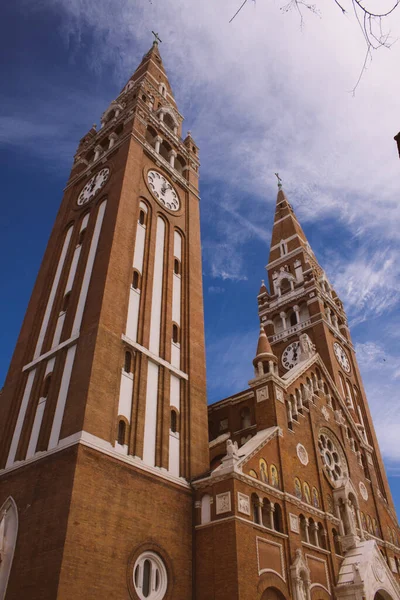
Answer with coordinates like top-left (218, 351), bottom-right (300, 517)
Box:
top-left (261, 182), bottom-right (396, 508)
top-left (0, 40), bottom-right (209, 599)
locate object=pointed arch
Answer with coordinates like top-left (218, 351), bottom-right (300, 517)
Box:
top-left (0, 496), bottom-right (18, 600)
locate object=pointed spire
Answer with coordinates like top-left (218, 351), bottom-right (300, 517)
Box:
top-left (259, 279), bottom-right (268, 295)
top-left (123, 38), bottom-right (177, 109)
top-left (252, 325), bottom-right (277, 378)
top-left (255, 324), bottom-right (273, 357)
top-left (268, 184), bottom-right (315, 269)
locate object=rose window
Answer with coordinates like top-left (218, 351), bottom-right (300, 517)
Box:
top-left (318, 430), bottom-right (347, 484)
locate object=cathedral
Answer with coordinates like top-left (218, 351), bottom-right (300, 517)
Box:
top-left (0, 39), bottom-right (399, 600)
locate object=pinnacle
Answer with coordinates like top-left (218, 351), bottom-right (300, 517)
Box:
top-left (255, 325), bottom-right (274, 358)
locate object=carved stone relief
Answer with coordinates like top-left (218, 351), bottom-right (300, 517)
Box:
top-left (216, 492), bottom-right (231, 515)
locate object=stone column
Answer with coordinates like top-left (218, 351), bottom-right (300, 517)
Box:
top-left (257, 500), bottom-right (263, 526)
top-left (269, 360), bottom-right (275, 374)
top-left (356, 508), bottom-right (364, 540)
top-left (287, 400), bottom-right (293, 427)
top-left (280, 311), bottom-right (287, 330)
top-left (155, 135), bottom-right (162, 153)
top-left (108, 132), bottom-right (118, 149)
top-left (94, 145), bottom-right (103, 161)
top-left (304, 518), bottom-right (310, 544)
top-left (270, 503), bottom-right (275, 530)
top-left (292, 397), bottom-right (298, 420)
top-left (311, 522), bottom-right (319, 546)
top-left (169, 149), bottom-right (177, 168)
top-left (293, 305), bottom-right (300, 324)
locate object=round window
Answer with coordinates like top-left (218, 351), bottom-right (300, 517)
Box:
top-left (133, 552), bottom-right (167, 600)
top-left (318, 429), bottom-right (348, 485)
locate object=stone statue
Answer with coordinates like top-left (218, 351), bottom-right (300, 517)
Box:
top-left (299, 333), bottom-right (316, 360)
top-left (226, 439), bottom-right (238, 458)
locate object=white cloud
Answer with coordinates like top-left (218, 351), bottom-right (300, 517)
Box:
top-left (29, 0), bottom-right (400, 241)
top-left (355, 341), bottom-right (400, 463)
top-left (326, 246), bottom-right (400, 325)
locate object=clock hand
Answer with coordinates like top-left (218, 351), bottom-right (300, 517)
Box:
top-left (89, 175), bottom-right (97, 192)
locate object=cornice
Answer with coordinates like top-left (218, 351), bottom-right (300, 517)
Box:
top-left (208, 390), bottom-right (254, 411)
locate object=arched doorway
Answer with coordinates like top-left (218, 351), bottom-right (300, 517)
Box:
top-left (261, 586), bottom-right (287, 600)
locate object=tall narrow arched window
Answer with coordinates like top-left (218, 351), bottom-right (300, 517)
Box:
top-left (240, 407), bottom-right (251, 430)
top-left (78, 228), bottom-right (86, 246)
top-left (132, 270), bottom-right (140, 290)
top-left (124, 351), bottom-right (132, 373)
top-left (170, 410), bottom-right (177, 433)
top-left (174, 259), bottom-right (180, 275)
top-left (62, 292), bottom-right (71, 313)
top-left (345, 379), bottom-right (354, 407)
top-left (300, 514), bottom-right (308, 542)
top-left (172, 324), bottom-right (179, 344)
top-left (252, 494), bottom-right (260, 524)
top-left (0, 497), bottom-right (18, 600)
top-left (42, 374), bottom-right (52, 398)
top-left (273, 503), bottom-right (283, 532)
top-left (139, 210), bottom-right (145, 225)
top-left (118, 420), bottom-right (126, 446)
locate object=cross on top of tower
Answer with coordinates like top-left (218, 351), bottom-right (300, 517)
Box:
top-left (275, 172), bottom-right (283, 188)
top-left (152, 31), bottom-right (162, 45)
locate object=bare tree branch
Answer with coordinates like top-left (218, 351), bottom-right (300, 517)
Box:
top-left (229, 0), bottom-right (250, 23)
top-left (229, 0), bottom-right (399, 92)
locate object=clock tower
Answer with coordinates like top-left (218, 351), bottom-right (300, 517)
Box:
top-left (0, 40), bottom-right (208, 599)
top-left (261, 184), bottom-right (394, 504)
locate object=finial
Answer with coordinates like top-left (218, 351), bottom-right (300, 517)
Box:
top-left (275, 172), bottom-right (282, 188)
top-left (261, 279), bottom-right (265, 285)
top-left (152, 31), bottom-right (162, 45)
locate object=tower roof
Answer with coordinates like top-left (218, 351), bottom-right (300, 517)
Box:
top-left (268, 186), bottom-right (311, 262)
top-left (253, 325), bottom-right (276, 366)
top-left (124, 40), bottom-right (177, 109)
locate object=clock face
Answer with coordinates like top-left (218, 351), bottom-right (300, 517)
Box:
top-left (333, 342), bottom-right (351, 373)
top-left (77, 168), bottom-right (110, 206)
top-left (282, 341), bottom-right (301, 370)
top-left (147, 170), bottom-right (180, 211)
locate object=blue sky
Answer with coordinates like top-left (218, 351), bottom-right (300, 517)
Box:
top-left (1, 0), bottom-right (400, 513)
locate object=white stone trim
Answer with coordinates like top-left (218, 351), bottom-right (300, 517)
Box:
top-left (122, 335), bottom-right (188, 380)
top-left (22, 334), bottom-right (80, 372)
top-left (256, 535), bottom-right (286, 581)
top-left (270, 233), bottom-right (306, 252)
top-left (272, 213), bottom-right (301, 227)
top-left (33, 226), bottom-right (73, 359)
top-left (6, 369), bottom-right (36, 467)
top-left (0, 430), bottom-right (190, 489)
top-left (72, 200), bottom-right (107, 336)
top-left (48, 344), bottom-right (77, 449)
top-left (306, 553), bottom-right (331, 594)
